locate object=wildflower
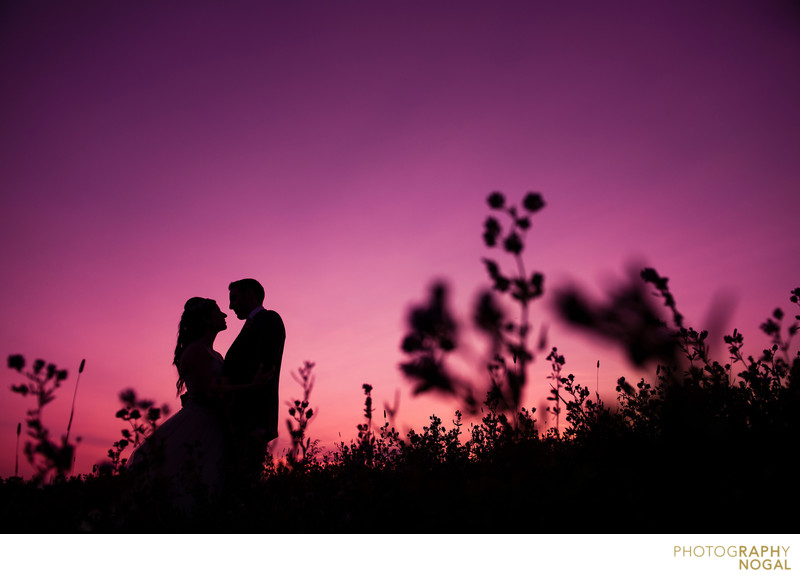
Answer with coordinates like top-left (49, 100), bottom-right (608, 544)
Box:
top-left (503, 232), bottom-right (523, 254)
top-left (760, 318), bottom-right (780, 336)
top-left (137, 399), bottom-right (154, 410)
top-left (616, 377), bottom-right (635, 396)
top-left (474, 291), bottom-right (504, 334)
top-left (119, 389), bottom-right (136, 406)
top-left (522, 192), bottom-right (545, 213)
top-left (401, 334), bottom-right (424, 353)
top-left (7, 355), bottom-right (25, 371)
top-left (483, 217), bottom-right (501, 247)
top-left (530, 272), bottom-right (544, 297)
top-left (487, 191), bottom-right (505, 208)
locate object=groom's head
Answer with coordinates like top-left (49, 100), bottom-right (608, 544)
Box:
top-left (228, 278), bottom-right (265, 320)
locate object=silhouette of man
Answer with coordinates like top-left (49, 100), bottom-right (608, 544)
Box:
top-left (223, 278), bottom-right (285, 486)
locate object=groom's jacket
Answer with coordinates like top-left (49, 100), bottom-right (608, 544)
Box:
top-left (223, 308), bottom-right (285, 441)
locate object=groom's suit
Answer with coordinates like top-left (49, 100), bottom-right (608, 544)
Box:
top-left (223, 308), bottom-right (285, 473)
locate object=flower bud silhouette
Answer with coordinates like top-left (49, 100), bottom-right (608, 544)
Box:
top-left (487, 191), bottom-right (505, 208)
top-left (522, 191), bottom-right (545, 212)
top-left (8, 354), bottom-right (25, 371)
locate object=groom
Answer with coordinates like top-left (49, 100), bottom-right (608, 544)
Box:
top-left (223, 278), bottom-right (285, 486)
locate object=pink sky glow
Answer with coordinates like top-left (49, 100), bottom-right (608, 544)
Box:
top-left (1, 0), bottom-right (799, 478)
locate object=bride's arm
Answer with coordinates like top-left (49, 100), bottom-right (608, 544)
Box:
top-left (181, 345), bottom-right (273, 395)
top-left (217, 364), bottom-right (274, 392)
top-left (179, 344), bottom-right (223, 398)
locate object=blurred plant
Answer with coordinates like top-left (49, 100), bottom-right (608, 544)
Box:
top-left (478, 191), bottom-right (546, 412)
top-left (400, 191), bottom-right (547, 418)
top-left (99, 388), bottom-right (170, 475)
top-left (555, 267), bottom-right (681, 368)
top-left (286, 361), bottom-right (320, 469)
top-left (64, 358), bottom-right (85, 449)
top-left (7, 355), bottom-right (75, 484)
top-left (399, 281), bottom-right (471, 403)
top-left (560, 270), bottom-right (800, 443)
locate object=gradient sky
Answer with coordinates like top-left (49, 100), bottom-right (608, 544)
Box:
top-left (1, 0), bottom-right (798, 478)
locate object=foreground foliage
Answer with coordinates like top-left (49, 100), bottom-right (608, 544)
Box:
top-left (2, 193), bottom-right (797, 533)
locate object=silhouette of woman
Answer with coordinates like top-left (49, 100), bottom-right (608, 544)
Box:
top-left (129, 297), bottom-right (270, 508)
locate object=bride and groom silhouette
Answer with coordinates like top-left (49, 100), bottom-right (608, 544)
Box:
top-left (129, 278), bottom-right (285, 504)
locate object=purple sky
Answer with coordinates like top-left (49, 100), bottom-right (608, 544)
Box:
top-left (1, 0), bottom-right (798, 478)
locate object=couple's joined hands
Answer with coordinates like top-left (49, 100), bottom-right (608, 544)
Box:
top-left (216, 363), bottom-right (275, 393)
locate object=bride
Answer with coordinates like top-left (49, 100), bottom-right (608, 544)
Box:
top-left (128, 297), bottom-right (270, 507)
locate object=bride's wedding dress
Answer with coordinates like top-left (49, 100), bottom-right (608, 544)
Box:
top-left (128, 348), bottom-right (227, 507)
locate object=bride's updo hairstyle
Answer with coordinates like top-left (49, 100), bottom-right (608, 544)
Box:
top-left (174, 297), bottom-right (218, 394)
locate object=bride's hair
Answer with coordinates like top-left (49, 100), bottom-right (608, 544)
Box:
top-left (174, 297), bottom-right (218, 394)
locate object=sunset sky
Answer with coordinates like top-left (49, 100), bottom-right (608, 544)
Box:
top-left (1, 0), bottom-right (798, 478)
